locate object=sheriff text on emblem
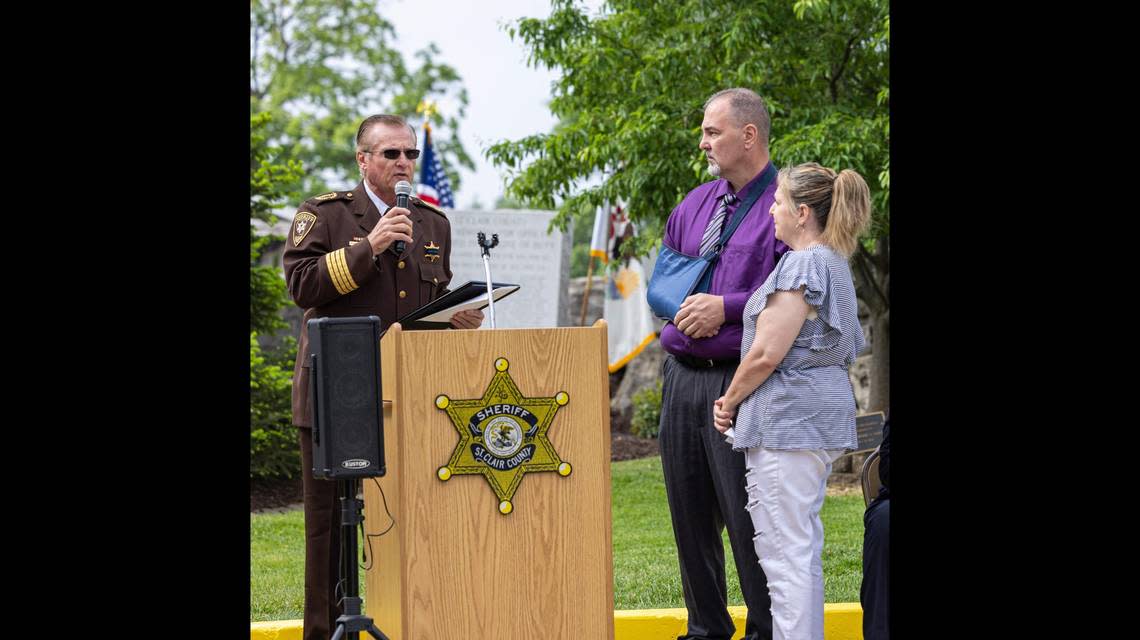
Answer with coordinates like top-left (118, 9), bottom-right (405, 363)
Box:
top-left (292, 211), bottom-right (318, 246)
top-left (435, 357), bottom-right (571, 515)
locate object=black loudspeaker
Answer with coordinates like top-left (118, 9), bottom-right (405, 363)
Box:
top-left (308, 316), bottom-right (386, 479)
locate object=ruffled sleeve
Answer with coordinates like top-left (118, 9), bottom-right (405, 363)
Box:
top-left (744, 249), bottom-right (844, 351)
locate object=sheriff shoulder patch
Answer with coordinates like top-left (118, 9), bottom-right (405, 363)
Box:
top-left (292, 211), bottom-right (318, 246)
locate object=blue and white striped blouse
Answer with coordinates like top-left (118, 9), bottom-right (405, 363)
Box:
top-left (731, 244), bottom-right (865, 452)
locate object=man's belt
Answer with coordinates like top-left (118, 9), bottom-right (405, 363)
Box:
top-left (673, 354), bottom-right (740, 369)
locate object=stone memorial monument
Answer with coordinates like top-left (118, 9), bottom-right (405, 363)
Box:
top-left (446, 209), bottom-right (572, 328)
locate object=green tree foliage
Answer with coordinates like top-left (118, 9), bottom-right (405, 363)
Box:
top-left (488, 0), bottom-right (890, 409)
top-left (251, 112), bottom-right (303, 335)
top-left (569, 200), bottom-right (596, 278)
top-left (570, 244), bottom-right (592, 279)
top-left (494, 194), bottom-right (525, 209)
top-left (251, 112), bottom-right (303, 479)
top-left (251, 333), bottom-right (300, 479)
top-left (250, 0), bottom-right (474, 196)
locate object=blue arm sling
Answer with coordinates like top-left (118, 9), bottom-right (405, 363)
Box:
top-left (646, 163), bottom-right (777, 322)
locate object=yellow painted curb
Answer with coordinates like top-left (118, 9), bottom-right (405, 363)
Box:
top-left (252, 603), bottom-right (862, 640)
top-left (249, 618), bottom-right (302, 640)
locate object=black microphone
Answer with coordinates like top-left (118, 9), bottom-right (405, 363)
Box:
top-left (393, 180), bottom-right (414, 255)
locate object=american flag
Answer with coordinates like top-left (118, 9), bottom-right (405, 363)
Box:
top-left (416, 124), bottom-right (454, 208)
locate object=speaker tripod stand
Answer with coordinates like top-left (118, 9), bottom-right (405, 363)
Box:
top-left (330, 477), bottom-right (389, 640)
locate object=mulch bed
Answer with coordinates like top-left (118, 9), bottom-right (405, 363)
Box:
top-left (610, 431), bottom-right (660, 461)
top-left (250, 476), bottom-right (304, 513)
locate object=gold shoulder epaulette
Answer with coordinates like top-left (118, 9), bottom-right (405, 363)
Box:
top-left (306, 191), bottom-right (356, 205)
top-left (411, 196), bottom-right (447, 218)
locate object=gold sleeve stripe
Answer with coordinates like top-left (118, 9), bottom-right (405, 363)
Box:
top-left (323, 249), bottom-right (348, 294)
top-left (325, 249), bottom-right (358, 295)
top-left (324, 252), bottom-right (350, 295)
top-left (335, 249), bottom-right (360, 291)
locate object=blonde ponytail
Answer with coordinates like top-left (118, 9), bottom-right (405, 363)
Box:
top-left (820, 169), bottom-right (871, 258)
top-left (780, 163), bottom-right (872, 258)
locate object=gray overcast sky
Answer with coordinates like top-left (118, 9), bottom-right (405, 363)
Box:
top-left (382, 0), bottom-right (602, 209)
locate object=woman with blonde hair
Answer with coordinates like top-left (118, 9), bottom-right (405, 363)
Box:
top-left (713, 162), bottom-right (873, 640)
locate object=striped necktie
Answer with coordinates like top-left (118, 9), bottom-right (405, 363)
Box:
top-left (699, 193), bottom-right (737, 255)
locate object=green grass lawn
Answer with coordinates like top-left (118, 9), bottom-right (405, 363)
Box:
top-left (251, 455), bottom-right (865, 622)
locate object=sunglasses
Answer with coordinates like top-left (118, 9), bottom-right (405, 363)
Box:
top-left (366, 148), bottom-right (420, 160)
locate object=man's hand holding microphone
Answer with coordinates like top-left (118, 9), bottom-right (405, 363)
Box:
top-left (367, 180), bottom-right (483, 329)
top-left (368, 180), bottom-right (415, 256)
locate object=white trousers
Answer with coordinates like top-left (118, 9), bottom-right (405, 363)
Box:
top-left (743, 447), bottom-right (844, 640)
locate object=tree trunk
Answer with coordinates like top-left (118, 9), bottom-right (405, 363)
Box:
top-left (869, 308), bottom-right (889, 412)
top-left (853, 236), bottom-right (889, 414)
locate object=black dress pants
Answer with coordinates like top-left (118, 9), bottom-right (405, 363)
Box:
top-left (659, 355), bottom-right (773, 640)
top-left (861, 496), bottom-right (890, 640)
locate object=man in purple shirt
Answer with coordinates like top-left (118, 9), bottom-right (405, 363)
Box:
top-left (658, 88), bottom-right (787, 640)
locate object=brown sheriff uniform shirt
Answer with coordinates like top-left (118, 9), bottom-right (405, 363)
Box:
top-left (282, 181), bottom-right (453, 428)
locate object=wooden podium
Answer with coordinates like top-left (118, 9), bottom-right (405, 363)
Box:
top-left (363, 321), bottom-right (614, 639)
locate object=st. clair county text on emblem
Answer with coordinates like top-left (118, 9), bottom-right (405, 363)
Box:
top-left (434, 357), bottom-right (572, 515)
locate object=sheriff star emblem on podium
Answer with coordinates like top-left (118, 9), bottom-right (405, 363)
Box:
top-left (435, 357), bottom-right (571, 515)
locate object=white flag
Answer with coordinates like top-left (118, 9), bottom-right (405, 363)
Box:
top-left (600, 203), bottom-right (657, 372)
top-left (589, 200), bottom-right (610, 262)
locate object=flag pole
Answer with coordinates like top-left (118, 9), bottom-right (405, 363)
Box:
top-left (581, 199), bottom-right (609, 326)
top-left (579, 256), bottom-right (595, 326)
top-left (418, 98), bottom-right (437, 146)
